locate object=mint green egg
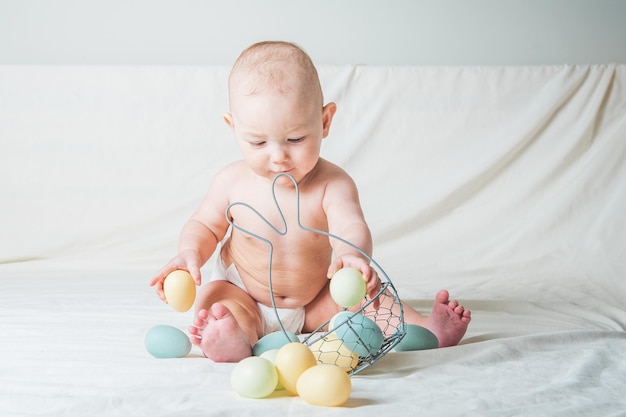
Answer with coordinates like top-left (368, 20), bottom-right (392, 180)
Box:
top-left (231, 356), bottom-right (278, 399)
top-left (394, 324), bottom-right (439, 351)
top-left (330, 312), bottom-right (384, 357)
top-left (145, 325), bottom-right (191, 358)
top-left (330, 267), bottom-right (367, 307)
top-left (252, 330), bottom-right (299, 356)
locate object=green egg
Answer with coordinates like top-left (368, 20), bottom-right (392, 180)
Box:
top-left (330, 312), bottom-right (384, 357)
top-left (145, 325), bottom-right (191, 358)
top-left (394, 324), bottom-right (439, 351)
top-left (252, 330), bottom-right (299, 356)
top-left (231, 356), bottom-right (278, 399)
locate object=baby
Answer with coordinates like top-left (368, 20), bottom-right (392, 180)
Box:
top-left (150, 41), bottom-right (471, 362)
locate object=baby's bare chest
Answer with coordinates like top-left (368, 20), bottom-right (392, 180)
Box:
top-left (227, 188), bottom-right (328, 241)
top-left (224, 197), bottom-right (332, 306)
top-left (226, 191), bottom-right (332, 269)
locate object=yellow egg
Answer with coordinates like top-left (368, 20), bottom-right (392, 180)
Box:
top-left (163, 270), bottom-right (196, 312)
top-left (296, 364), bottom-right (352, 407)
top-left (274, 342), bottom-right (317, 395)
top-left (308, 334), bottom-right (359, 372)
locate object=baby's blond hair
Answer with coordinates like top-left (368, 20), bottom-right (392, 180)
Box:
top-left (228, 41), bottom-right (323, 107)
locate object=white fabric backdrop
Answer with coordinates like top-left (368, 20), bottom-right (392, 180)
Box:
top-left (1, 65), bottom-right (625, 416)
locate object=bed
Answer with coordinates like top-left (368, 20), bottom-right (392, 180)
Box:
top-left (1, 64), bottom-right (625, 416)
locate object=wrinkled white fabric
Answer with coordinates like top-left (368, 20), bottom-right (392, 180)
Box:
top-left (1, 65), bottom-right (625, 416)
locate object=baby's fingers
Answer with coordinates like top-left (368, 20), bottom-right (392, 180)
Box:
top-left (365, 271), bottom-right (382, 310)
top-left (154, 280), bottom-right (167, 303)
top-left (186, 265), bottom-right (202, 286)
top-left (327, 257), bottom-right (344, 279)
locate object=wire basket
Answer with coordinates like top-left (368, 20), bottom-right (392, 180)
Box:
top-left (303, 280), bottom-right (405, 375)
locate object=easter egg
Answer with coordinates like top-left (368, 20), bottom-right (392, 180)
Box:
top-left (144, 325), bottom-right (191, 358)
top-left (274, 342), bottom-right (317, 395)
top-left (230, 356), bottom-right (278, 399)
top-left (252, 330), bottom-right (299, 356)
top-left (394, 324), bottom-right (439, 351)
top-left (296, 364), bottom-right (352, 407)
top-left (259, 349), bottom-right (284, 390)
top-left (308, 334), bottom-right (359, 372)
top-left (330, 312), bottom-right (384, 357)
top-left (330, 267), bottom-right (367, 308)
top-left (163, 270), bottom-right (196, 312)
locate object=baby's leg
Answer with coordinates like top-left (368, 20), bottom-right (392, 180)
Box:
top-left (304, 284), bottom-right (471, 348)
top-left (302, 282), bottom-right (343, 333)
top-left (362, 288), bottom-right (470, 348)
top-left (402, 289), bottom-right (471, 347)
top-left (188, 280), bottom-right (263, 362)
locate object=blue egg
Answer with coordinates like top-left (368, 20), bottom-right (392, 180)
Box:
top-left (330, 312), bottom-right (384, 357)
top-left (394, 324), bottom-right (439, 351)
top-left (252, 330), bottom-right (299, 356)
top-left (145, 325), bottom-right (191, 358)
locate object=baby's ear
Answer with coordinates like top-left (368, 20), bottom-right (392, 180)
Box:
top-left (223, 112), bottom-right (234, 129)
top-left (321, 102), bottom-right (337, 138)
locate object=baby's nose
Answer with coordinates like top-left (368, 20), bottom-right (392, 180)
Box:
top-left (270, 145), bottom-right (289, 163)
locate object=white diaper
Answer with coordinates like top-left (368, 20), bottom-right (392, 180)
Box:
top-left (209, 254), bottom-right (305, 335)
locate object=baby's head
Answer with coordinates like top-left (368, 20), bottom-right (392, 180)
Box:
top-left (225, 41), bottom-right (336, 185)
top-left (228, 41), bottom-right (323, 110)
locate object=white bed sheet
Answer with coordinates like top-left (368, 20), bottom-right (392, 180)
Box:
top-left (1, 64), bottom-right (625, 416)
top-left (1, 265), bottom-right (624, 416)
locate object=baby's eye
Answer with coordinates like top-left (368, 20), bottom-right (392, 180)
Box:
top-left (288, 137), bottom-right (305, 143)
top-left (250, 140), bottom-right (266, 147)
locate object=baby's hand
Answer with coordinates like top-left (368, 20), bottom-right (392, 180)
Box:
top-left (149, 249), bottom-right (202, 303)
top-left (327, 254), bottom-right (382, 309)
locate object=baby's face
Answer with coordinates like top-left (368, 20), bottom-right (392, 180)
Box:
top-left (226, 90), bottom-right (335, 185)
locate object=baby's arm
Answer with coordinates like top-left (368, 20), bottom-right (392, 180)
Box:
top-left (323, 172), bottom-right (381, 300)
top-left (149, 168), bottom-right (234, 301)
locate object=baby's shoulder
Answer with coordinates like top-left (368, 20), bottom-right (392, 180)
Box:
top-left (316, 159), bottom-right (356, 186)
top-left (212, 160), bottom-right (249, 184)
top-left (316, 158), bottom-right (350, 179)
top-left (205, 161), bottom-right (254, 199)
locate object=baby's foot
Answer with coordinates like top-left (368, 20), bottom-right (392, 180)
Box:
top-left (425, 290), bottom-right (471, 347)
top-left (189, 303), bottom-right (252, 362)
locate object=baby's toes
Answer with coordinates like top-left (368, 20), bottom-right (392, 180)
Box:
top-left (196, 308), bottom-right (210, 320)
top-left (188, 326), bottom-right (202, 343)
top-left (193, 309), bottom-right (212, 326)
top-left (192, 316), bottom-right (207, 328)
